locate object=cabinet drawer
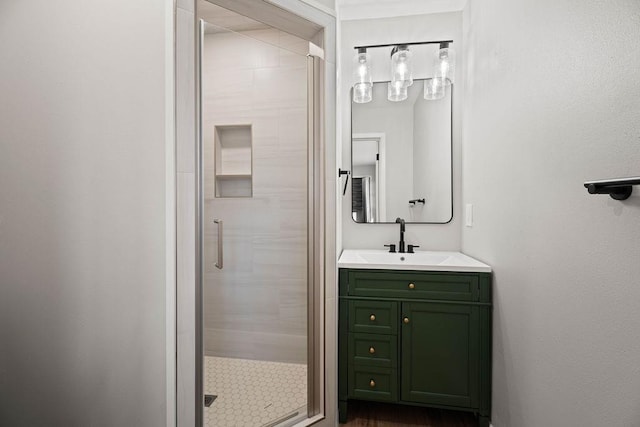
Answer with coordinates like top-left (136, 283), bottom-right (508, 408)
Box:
top-left (347, 270), bottom-right (479, 301)
top-left (348, 300), bottom-right (397, 334)
top-left (348, 333), bottom-right (397, 368)
top-left (349, 365), bottom-right (397, 402)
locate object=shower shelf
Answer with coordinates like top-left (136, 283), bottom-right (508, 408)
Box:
top-left (215, 124), bottom-right (253, 198)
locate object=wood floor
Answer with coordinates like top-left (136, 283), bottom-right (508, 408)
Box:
top-left (340, 401), bottom-right (478, 427)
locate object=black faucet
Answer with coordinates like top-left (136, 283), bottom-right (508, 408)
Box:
top-left (395, 217), bottom-right (406, 253)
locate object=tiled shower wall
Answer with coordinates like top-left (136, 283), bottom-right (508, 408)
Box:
top-left (202, 28), bottom-right (309, 363)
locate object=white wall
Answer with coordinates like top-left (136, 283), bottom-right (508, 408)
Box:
top-left (462, 1), bottom-right (640, 426)
top-left (0, 1), bottom-right (170, 426)
top-left (202, 28), bottom-right (309, 363)
top-left (340, 12), bottom-right (462, 250)
top-left (413, 88), bottom-right (452, 222)
top-left (352, 98), bottom-right (414, 221)
top-left (337, 0), bottom-right (465, 21)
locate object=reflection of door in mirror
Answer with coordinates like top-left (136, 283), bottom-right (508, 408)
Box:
top-left (352, 134), bottom-right (386, 222)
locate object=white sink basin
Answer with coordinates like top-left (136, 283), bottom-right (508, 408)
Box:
top-left (338, 249), bottom-right (491, 273)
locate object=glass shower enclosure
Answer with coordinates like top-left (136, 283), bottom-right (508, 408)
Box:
top-left (197, 1), bottom-right (324, 425)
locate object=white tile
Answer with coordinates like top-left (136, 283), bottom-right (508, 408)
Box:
top-left (242, 28), bottom-right (281, 48)
top-left (203, 31), bottom-right (279, 71)
top-left (204, 329), bottom-right (307, 363)
top-left (204, 356), bottom-right (307, 427)
top-left (252, 66), bottom-right (307, 111)
top-left (279, 31), bottom-right (309, 69)
top-left (279, 107), bottom-right (307, 147)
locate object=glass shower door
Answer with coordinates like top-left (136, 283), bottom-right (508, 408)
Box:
top-left (200, 17), bottom-right (311, 427)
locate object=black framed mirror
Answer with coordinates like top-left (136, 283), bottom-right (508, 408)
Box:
top-left (351, 79), bottom-right (453, 224)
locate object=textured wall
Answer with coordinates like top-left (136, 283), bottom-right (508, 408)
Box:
top-left (202, 29), bottom-right (309, 363)
top-left (0, 0), bottom-right (169, 425)
top-left (462, 1), bottom-right (640, 426)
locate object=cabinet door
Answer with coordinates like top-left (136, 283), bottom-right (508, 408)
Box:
top-left (401, 302), bottom-right (479, 409)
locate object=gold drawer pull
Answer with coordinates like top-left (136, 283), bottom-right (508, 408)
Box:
top-left (403, 317), bottom-right (410, 324)
top-left (408, 283), bottom-right (415, 289)
top-left (369, 346), bottom-right (376, 354)
top-left (369, 379), bottom-right (376, 388)
top-left (369, 314), bottom-right (376, 321)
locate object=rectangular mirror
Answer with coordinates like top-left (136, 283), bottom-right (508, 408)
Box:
top-left (351, 79), bottom-right (452, 223)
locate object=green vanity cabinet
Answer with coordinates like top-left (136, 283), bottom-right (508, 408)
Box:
top-left (338, 268), bottom-right (492, 427)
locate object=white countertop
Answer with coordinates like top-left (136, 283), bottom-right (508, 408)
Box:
top-left (338, 249), bottom-right (492, 273)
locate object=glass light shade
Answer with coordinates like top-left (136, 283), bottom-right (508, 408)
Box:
top-left (390, 46), bottom-right (413, 88)
top-left (434, 47), bottom-right (456, 86)
top-left (353, 51), bottom-right (372, 85)
top-left (353, 50), bottom-right (373, 103)
top-left (353, 82), bottom-right (372, 103)
top-left (424, 78), bottom-right (445, 100)
top-left (388, 81), bottom-right (408, 102)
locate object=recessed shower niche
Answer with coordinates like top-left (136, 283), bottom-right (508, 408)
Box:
top-left (214, 124), bottom-right (252, 198)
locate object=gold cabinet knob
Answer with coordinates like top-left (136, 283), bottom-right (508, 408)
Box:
top-left (408, 283), bottom-right (415, 289)
top-left (369, 346), bottom-right (376, 354)
top-left (369, 379), bottom-right (376, 388)
top-left (370, 314), bottom-right (376, 321)
top-left (403, 317), bottom-right (410, 324)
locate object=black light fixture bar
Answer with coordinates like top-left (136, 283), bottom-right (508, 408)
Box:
top-left (584, 177), bottom-right (640, 200)
top-left (354, 40), bottom-right (453, 50)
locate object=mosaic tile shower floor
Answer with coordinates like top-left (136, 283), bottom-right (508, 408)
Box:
top-left (204, 356), bottom-right (307, 427)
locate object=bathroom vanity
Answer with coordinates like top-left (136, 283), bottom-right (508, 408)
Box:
top-left (338, 250), bottom-right (492, 426)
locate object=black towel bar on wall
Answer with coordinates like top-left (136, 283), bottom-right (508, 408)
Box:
top-left (584, 177), bottom-right (640, 200)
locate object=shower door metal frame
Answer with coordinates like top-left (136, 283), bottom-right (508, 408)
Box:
top-left (306, 52), bottom-right (325, 420)
top-left (194, 3), bottom-right (328, 426)
top-left (195, 18), bottom-right (204, 427)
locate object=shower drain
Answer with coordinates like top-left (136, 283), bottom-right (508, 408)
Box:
top-left (204, 395), bottom-right (217, 407)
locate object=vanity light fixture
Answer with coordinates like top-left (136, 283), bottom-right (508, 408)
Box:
top-left (352, 48), bottom-right (372, 103)
top-left (390, 45), bottom-right (413, 89)
top-left (424, 77), bottom-right (445, 100)
top-left (388, 80), bottom-right (408, 102)
top-left (434, 42), bottom-right (456, 86)
top-left (424, 42), bottom-right (456, 100)
top-left (352, 39), bottom-right (454, 103)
